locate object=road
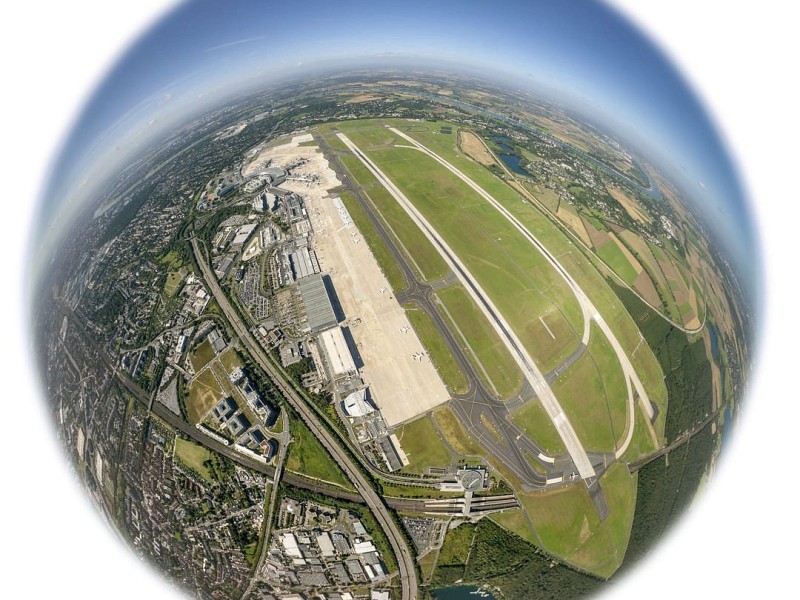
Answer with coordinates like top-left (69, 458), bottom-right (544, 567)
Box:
top-left (338, 130), bottom-right (599, 483)
top-left (240, 409), bottom-right (290, 600)
top-left (190, 235), bottom-right (419, 600)
top-left (388, 126), bottom-right (659, 458)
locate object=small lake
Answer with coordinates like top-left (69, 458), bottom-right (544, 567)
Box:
top-left (431, 585), bottom-right (497, 600)
top-left (491, 135), bottom-right (515, 153)
top-left (497, 153), bottom-right (533, 176)
top-left (491, 136), bottom-right (533, 177)
top-left (708, 322), bottom-right (720, 361)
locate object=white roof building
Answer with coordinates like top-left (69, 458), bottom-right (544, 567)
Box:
top-left (232, 223), bottom-right (258, 246)
top-left (316, 532), bottom-right (335, 557)
top-left (281, 533), bottom-right (303, 559)
top-left (343, 388), bottom-right (375, 417)
top-left (353, 541), bottom-right (377, 554)
top-left (320, 327), bottom-right (357, 377)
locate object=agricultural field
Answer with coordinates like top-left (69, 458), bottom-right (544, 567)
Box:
top-left (457, 129), bottom-right (497, 167)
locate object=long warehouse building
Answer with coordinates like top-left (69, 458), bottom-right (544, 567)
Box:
top-left (320, 326), bottom-right (357, 377)
top-left (298, 273), bottom-right (338, 333)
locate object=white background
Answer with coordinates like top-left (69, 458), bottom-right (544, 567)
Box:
top-left (2, 2), bottom-right (797, 598)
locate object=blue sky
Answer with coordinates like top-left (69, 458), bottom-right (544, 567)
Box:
top-left (37, 0), bottom-right (760, 303)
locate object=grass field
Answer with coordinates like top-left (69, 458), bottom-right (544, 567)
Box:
top-left (585, 323), bottom-right (629, 452)
top-left (436, 285), bottom-right (523, 400)
top-left (174, 438), bottom-right (214, 482)
top-left (511, 398), bottom-right (567, 456)
top-left (218, 347), bottom-right (242, 373)
top-left (395, 415), bottom-right (453, 474)
top-left (186, 368), bottom-right (224, 424)
top-left (417, 550), bottom-right (439, 582)
top-left (522, 462), bottom-right (636, 578)
top-left (210, 362), bottom-right (235, 395)
top-left (286, 416), bottom-right (353, 490)
top-left (338, 190), bottom-right (406, 291)
top-left (548, 330), bottom-right (621, 453)
top-left (553, 247), bottom-right (667, 441)
top-left (489, 509), bottom-right (539, 545)
top-left (433, 406), bottom-right (486, 458)
top-left (403, 302), bottom-right (468, 394)
top-left (164, 267), bottom-right (187, 297)
top-left (189, 339), bottom-right (216, 373)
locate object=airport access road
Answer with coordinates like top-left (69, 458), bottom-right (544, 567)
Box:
top-left (337, 130), bottom-right (599, 483)
top-left (388, 126), bottom-right (658, 459)
top-left (190, 235), bottom-right (419, 600)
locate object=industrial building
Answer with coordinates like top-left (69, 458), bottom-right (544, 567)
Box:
top-left (298, 273), bottom-right (338, 333)
top-left (316, 532), bottom-right (335, 558)
top-left (320, 326), bottom-right (357, 378)
top-left (379, 434), bottom-right (409, 472)
top-left (232, 223), bottom-right (258, 246)
top-left (213, 254), bottom-right (234, 278)
top-left (289, 246), bottom-right (320, 281)
top-left (207, 328), bottom-right (226, 354)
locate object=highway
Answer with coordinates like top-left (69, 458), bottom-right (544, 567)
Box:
top-left (387, 126), bottom-right (659, 459)
top-left (190, 235), bottom-right (419, 600)
top-left (338, 131), bottom-right (599, 483)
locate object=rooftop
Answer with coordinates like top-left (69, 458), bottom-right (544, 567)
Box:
top-left (298, 274), bottom-right (338, 333)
